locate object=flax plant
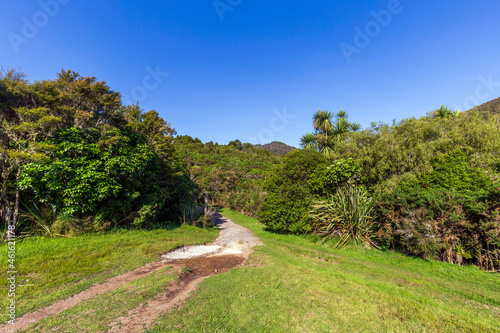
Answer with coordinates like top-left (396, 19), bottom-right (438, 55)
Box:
top-left (310, 185), bottom-right (376, 249)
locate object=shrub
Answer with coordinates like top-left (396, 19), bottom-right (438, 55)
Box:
top-left (326, 111), bottom-right (500, 270)
top-left (377, 187), bottom-right (500, 270)
top-left (375, 147), bottom-right (500, 270)
top-left (258, 149), bottom-right (332, 234)
top-left (226, 190), bottom-right (264, 217)
top-left (18, 127), bottom-right (163, 228)
top-left (310, 185), bottom-right (376, 249)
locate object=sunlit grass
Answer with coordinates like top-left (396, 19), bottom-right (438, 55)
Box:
top-left (150, 210), bottom-right (500, 332)
top-left (0, 225), bottom-right (218, 322)
top-left (27, 266), bottom-right (177, 332)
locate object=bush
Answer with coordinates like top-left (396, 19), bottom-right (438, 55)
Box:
top-left (226, 190), bottom-right (264, 217)
top-left (325, 111), bottom-right (500, 270)
top-left (258, 149), bottom-right (332, 234)
top-left (310, 185), bottom-right (376, 249)
top-left (375, 147), bottom-right (500, 270)
top-left (18, 127), bottom-right (162, 228)
top-left (377, 186), bottom-right (500, 270)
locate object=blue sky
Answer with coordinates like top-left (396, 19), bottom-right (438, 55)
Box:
top-left (2, 0), bottom-right (500, 147)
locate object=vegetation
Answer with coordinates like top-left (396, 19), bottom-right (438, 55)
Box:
top-left (0, 69), bottom-right (195, 236)
top-left (28, 266), bottom-right (177, 332)
top-left (474, 96), bottom-right (500, 115)
top-left (149, 211), bottom-right (500, 332)
top-left (173, 135), bottom-right (282, 216)
top-left (2, 66), bottom-right (500, 330)
top-left (300, 109), bottom-right (361, 158)
top-left (327, 109), bottom-right (500, 270)
top-left (252, 141), bottom-right (296, 156)
top-left (260, 105), bottom-right (500, 271)
top-left (258, 149), bottom-right (333, 234)
top-left (309, 185), bottom-right (376, 249)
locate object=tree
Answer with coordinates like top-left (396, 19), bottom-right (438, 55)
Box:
top-left (1, 68), bottom-right (191, 234)
top-left (433, 105), bottom-right (460, 119)
top-left (300, 109), bottom-right (361, 158)
top-left (258, 149), bottom-right (333, 234)
top-left (1, 69), bottom-right (62, 236)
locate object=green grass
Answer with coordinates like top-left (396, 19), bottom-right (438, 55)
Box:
top-left (0, 225), bottom-right (218, 322)
top-left (150, 210), bottom-right (500, 332)
top-left (26, 266), bottom-right (177, 332)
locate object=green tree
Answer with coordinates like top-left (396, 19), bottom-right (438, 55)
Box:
top-left (300, 109), bottom-right (361, 158)
top-left (258, 149), bottom-right (332, 234)
top-left (18, 127), bottom-right (160, 226)
top-left (0, 70), bottom-right (62, 235)
top-left (1, 68), bottom-right (193, 234)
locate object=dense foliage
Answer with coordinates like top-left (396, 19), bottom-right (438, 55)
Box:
top-left (260, 106), bottom-right (499, 270)
top-left (309, 185), bottom-right (376, 249)
top-left (258, 149), bottom-right (334, 233)
top-left (173, 135), bottom-right (281, 216)
top-left (328, 110), bottom-right (500, 270)
top-left (0, 69), bottom-right (193, 236)
top-left (3, 67), bottom-right (499, 271)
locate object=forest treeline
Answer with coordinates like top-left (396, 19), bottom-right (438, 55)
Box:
top-left (0, 69), bottom-right (196, 235)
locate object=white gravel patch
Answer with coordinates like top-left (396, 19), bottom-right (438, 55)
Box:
top-left (217, 247), bottom-right (243, 255)
top-left (161, 245), bottom-right (221, 260)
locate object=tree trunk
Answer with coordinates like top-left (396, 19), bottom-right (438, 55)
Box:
top-left (12, 190), bottom-right (20, 230)
top-left (5, 206), bottom-right (12, 239)
top-left (4, 169), bottom-right (21, 239)
top-left (204, 191), bottom-right (208, 214)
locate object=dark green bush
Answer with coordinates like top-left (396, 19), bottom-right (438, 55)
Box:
top-left (258, 149), bottom-right (333, 234)
top-left (376, 149), bottom-right (500, 270)
top-left (18, 127), bottom-right (162, 228)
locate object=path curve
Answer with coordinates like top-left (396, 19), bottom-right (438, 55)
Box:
top-left (1, 212), bottom-right (261, 333)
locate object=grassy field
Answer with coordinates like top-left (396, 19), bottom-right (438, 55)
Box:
top-left (27, 265), bottom-right (177, 332)
top-left (150, 210), bottom-right (500, 332)
top-left (0, 225), bottom-right (218, 322)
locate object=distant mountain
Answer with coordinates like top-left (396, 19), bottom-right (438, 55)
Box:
top-left (467, 96), bottom-right (500, 115)
top-left (253, 141), bottom-right (297, 156)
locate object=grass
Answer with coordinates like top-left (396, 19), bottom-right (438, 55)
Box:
top-left (150, 210), bottom-right (500, 332)
top-left (26, 266), bottom-right (177, 332)
top-left (0, 225), bottom-right (218, 322)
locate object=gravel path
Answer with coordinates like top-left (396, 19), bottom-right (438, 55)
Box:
top-left (161, 213), bottom-right (262, 260)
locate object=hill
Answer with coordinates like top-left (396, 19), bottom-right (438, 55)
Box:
top-left (253, 141), bottom-right (297, 156)
top-left (470, 96), bottom-right (500, 115)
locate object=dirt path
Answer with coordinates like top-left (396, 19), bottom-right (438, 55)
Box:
top-left (1, 213), bottom-right (261, 333)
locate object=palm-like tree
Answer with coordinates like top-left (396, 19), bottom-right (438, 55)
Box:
top-left (300, 109), bottom-right (361, 158)
top-left (434, 105), bottom-right (460, 119)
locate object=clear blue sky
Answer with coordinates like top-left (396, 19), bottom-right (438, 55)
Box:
top-left (2, 0), bottom-right (500, 147)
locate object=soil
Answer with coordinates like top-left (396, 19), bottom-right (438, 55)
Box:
top-left (109, 255), bottom-right (245, 333)
top-left (0, 213), bottom-right (261, 333)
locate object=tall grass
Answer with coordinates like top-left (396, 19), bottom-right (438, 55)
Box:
top-left (309, 185), bottom-right (376, 249)
top-left (181, 204), bottom-right (201, 225)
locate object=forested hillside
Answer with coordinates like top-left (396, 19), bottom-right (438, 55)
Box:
top-left (252, 141), bottom-right (296, 156)
top-left (472, 96), bottom-right (500, 115)
top-left (173, 136), bottom-right (281, 216)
